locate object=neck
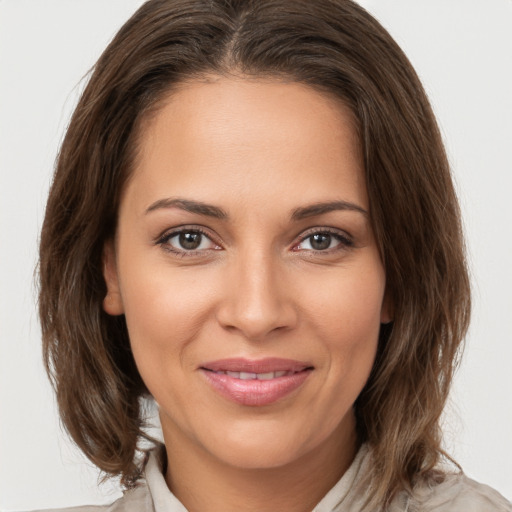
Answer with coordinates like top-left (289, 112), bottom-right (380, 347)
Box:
top-left (162, 413), bottom-right (359, 512)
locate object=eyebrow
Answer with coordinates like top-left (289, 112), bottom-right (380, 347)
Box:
top-left (146, 198), bottom-right (228, 219)
top-left (290, 200), bottom-right (368, 221)
top-left (145, 197), bottom-right (367, 220)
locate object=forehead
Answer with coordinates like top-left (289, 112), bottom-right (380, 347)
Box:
top-left (125, 76), bottom-right (367, 216)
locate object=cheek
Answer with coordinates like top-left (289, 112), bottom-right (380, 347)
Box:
top-left (305, 263), bottom-right (385, 342)
top-left (118, 261), bottom-right (218, 371)
top-left (118, 265), bottom-right (221, 421)
top-left (302, 261), bottom-right (385, 385)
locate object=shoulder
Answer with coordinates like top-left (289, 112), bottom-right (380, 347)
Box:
top-left (28, 481), bottom-right (153, 512)
top-left (407, 472), bottom-right (512, 512)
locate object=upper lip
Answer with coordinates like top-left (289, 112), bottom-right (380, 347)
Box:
top-left (200, 357), bottom-right (313, 373)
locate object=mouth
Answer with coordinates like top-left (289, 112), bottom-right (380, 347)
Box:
top-left (204, 369), bottom-right (299, 380)
top-left (200, 358), bottom-right (314, 406)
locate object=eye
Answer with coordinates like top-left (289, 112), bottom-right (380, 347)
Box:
top-left (157, 228), bottom-right (221, 255)
top-left (294, 230), bottom-right (353, 252)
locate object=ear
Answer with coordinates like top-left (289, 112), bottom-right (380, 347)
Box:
top-left (102, 239), bottom-right (124, 316)
top-left (380, 288), bottom-right (394, 324)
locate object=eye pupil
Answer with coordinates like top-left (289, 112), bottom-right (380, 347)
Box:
top-left (179, 232), bottom-right (202, 250)
top-left (311, 233), bottom-right (331, 250)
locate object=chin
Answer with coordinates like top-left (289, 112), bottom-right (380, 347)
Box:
top-left (201, 418), bottom-right (324, 470)
top-left (214, 440), bottom-right (306, 470)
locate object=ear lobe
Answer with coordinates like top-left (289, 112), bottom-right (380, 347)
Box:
top-left (102, 240), bottom-right (124, 316)
top-left (380, 289), bottom-right (394, 324)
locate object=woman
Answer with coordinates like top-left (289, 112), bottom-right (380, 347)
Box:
top-left (36, 0), bottom-right (511, 510)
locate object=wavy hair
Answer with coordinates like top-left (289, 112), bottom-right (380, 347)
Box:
top-left (39, 0), bottom-right (470, 506)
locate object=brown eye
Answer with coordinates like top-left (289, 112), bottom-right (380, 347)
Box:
top-left (295, 230), bottom-right (354, 253)
top-left (179, 232), bottom-right (203, 250)
top-left (157, 228), bottom-right (221, 256)
top-left (310, 233), bottom-right (332, 250)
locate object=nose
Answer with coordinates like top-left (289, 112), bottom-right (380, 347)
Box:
top-left (215, 250), bottom-right (298, 341)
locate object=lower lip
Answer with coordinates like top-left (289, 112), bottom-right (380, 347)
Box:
top-left (201, 369), bottom-right (312, 406)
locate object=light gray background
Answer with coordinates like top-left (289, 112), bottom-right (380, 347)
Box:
top-left (1, 1), bottom-right (511, 510)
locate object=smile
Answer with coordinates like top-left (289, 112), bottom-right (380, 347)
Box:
top-left (200, 358), bottom-right (314, 406)
top-left (209, 370), bottom-right (294, 380)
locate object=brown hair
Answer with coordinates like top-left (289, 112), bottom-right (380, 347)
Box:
top-left (39, 0), bottom-right (470, 506)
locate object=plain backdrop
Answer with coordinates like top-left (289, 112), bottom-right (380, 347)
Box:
top-left (1, 1), bottom-right (511, 510)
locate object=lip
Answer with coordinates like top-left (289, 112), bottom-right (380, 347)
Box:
top-left (201, 357), bottom-right (312, 374)
top-left (200, 358), bottom-right (314, 406)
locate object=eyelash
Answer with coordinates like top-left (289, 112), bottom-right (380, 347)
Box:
top-left (156, 227), bottom-right (216, 258)
top-left (294, 228), bottom-right (354, 254)
top-left (156, 226), bottom-right (354, 258)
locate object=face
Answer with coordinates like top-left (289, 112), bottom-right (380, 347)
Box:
top-left (103, 76), bottom-right (391, 471)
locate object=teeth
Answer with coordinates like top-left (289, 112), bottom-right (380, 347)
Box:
top-left (239, 372), bottom-right (257, 380)
top-left (217, 370), bottom-right (293, 380)
top-left (256, 372), bottom-right (275, 380)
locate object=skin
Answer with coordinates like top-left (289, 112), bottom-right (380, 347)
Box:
top-left (103, 76), bottom-right (391, 512)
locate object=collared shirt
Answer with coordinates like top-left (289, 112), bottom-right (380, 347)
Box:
top-left (37, 443), bottom-right (512, 512)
